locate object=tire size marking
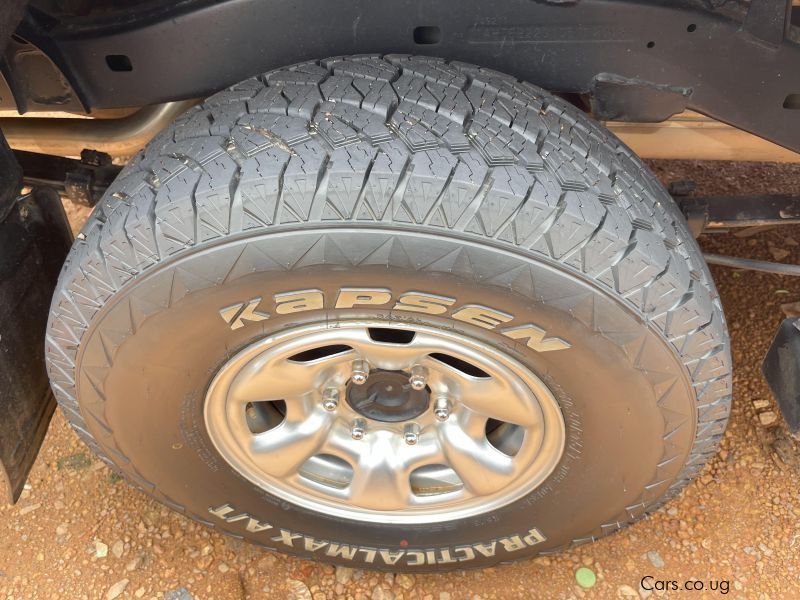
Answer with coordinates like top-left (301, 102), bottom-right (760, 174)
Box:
top-left (219, 288), bottom-right (571, 352)
top-left (208, 503), bottom-right (547, 566)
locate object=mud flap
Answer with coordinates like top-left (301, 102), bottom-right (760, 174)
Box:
top-left (762, 318), bottom-right (800, 433)
top-left (0, 183), bottom-right (72, 503)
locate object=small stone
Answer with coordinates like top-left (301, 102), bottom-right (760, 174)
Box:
top-left (616, 584), bottom-right (638, 597)
top-left (335, 566), bottom-right (354, 584)
top-left (218, 562), bottom-right (230, 573)
top-left (396, 573), bottom-right (415, 590)
top-left (135, 588), bottom-right (146, 598)
top-left (111, 540), bottom-right (124, 559)
top-left (371, 586), bottom-right (394, 600)
top-left (106, 578), bottom-right (129, 600)
top-left (759, 411), bottom-right (779, 426)
top-left (439, 593), bottom-right (451, 600)
top-left (286, 579), bottom-right (312, 600)
top-left (18, 503), bottom-right (41, 516)
top-left (164, 588), bottom-right (194, 600)
top-left (56, 524), bottom-right (68, 536)
top-left (126, 555), bottom-right (143, 572)
top-left (575, 567), bottom-right (596, 589)
top-left (770, 247), bottom-right (790, 261)
top-left (646, 550), bottom-right (665, 569)
top-left (95, 541), bottom-right (109, 558)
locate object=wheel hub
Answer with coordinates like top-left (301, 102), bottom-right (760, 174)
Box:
top-left (346, 369), bottom-right (430, 422)
top-left (204, 321), bottom-right (566, 524)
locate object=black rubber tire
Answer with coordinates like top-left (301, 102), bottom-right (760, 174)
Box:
top-left (46, 55), bottom-right (731, 572)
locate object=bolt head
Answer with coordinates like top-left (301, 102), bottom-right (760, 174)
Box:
top-left (403, 423), bottom-right (420, 445)
top-left (409, 377), bottom-right (426, 391)
top-left (408, 365), bottom-right (428, 391)
top-left (351, 360), bottom-right (369, 385)
top-left (433, 397), bottom-right (451, 421)
top-left (322, 388), bottom-right (339, 411)
top-left (351, 418), bottom-right (366, 440)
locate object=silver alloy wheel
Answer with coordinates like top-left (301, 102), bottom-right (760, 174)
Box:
top-left (204, 321), bottom-right (565, 524)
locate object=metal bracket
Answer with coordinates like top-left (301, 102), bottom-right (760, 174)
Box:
top-left (15, 148), bottom-right (122, 207)
top-left (590, 73), bottom-right (692, 122)
top-left (675, 194), bottom-right (800, 232)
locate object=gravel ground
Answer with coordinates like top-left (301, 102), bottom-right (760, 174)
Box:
top-left (2, 160), bottom-right (800, 600)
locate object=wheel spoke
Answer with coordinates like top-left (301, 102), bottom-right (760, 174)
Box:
top-left (454, 371), bottom-right (542, 427)
top-left (227, 350), bottom-right (351, 405)
top-left (344, 433), bottom-right (416, 510)
top-left (250, 410), bottom-right (333, 478)
top-left (438, 416), bottom-right (515, 496)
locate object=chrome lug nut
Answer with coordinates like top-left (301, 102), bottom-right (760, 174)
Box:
top-left (404, 423), bottom-right (420, 445)
top-left (433, 397), bottom-right (451, 422)
top-left (351, 359), bottom-right (370, 385)
top-left (322, 388), bottom-right (339, 411)
top-left (409, 365), bottom-right (428, 391)
top-left (351, 418), bottom-right (366, 440)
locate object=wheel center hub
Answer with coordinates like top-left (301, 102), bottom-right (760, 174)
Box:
top-left (346, 369), bottom-right (429, 422)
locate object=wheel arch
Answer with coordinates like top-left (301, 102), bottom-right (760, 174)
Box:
top-left (7, 0), bottom-right (800, 154)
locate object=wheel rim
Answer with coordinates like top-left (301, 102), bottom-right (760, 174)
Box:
top-left (204, 321), bottom-right (565, 524)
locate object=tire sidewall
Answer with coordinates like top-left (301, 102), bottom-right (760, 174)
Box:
top-left (75, 226), bottom-right (696, 570)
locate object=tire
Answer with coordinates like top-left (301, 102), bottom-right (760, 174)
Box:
top-left (45, 55), bottom-right (731, 572)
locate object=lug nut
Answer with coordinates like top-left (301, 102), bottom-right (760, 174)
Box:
top-left (351, 418), bottom-right (366, 440)
top-left (433, 397), bottom-right (451, 422)
top-left (351, 359), bottom-right (370, 385)
top-left (322, 388), bottom-right (339, 411)
top-left (404, 423), bottom-right (420, 445)
top-left (409, 365), bottom-right (428, 391)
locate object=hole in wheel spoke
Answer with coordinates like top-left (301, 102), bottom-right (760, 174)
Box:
top-left (410, 464), bottom-right (463, 496)
top-left (368, 327), bottom-right (415, 344)
top-left (245, 400), bottom-right (286, 434)
top-left (299, 454), bottom-right (353, 489)
top-left (288, 344), bottom-right (352, 362)
top-left (485, 419), bottom-right (524, 457)
top-left (429, 353), bottom-right (490, 378)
